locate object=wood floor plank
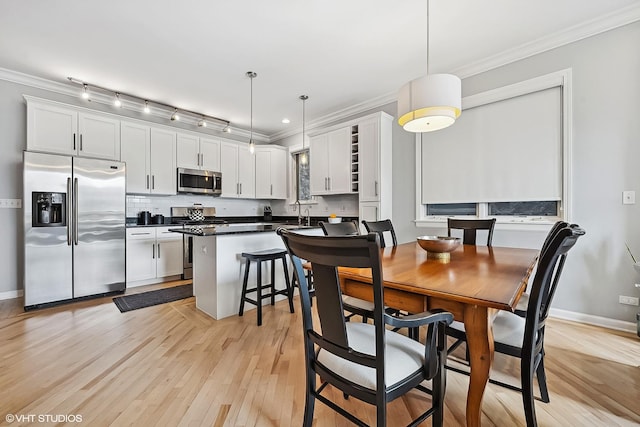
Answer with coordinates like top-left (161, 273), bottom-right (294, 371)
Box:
top-left (0, 282), bottom-right (638, 426)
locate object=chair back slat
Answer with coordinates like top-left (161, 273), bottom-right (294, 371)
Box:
top-left (362, 219), bottom-right (398, 248)
top-left (319, 220), bottom-right (360, 237)
top-left (447, 218), bottom-right (496, 246)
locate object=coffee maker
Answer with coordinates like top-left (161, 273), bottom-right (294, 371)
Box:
top-left (32, 192), bottom-right (66, 227)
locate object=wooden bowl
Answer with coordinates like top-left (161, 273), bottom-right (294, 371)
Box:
top-left (417, 236), bottom-right (462, 261)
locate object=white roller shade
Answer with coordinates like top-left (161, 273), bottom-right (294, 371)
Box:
top-left (421, 87), bottom-right (562, 204)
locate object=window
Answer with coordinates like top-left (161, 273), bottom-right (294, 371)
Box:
top-left (294, 150), bottom-right (311, 201)
top-left (417, 70), bottom-right (571, 224)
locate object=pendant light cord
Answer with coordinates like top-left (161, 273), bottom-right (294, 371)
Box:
top-left (426, 0), bottom-right (430, 74)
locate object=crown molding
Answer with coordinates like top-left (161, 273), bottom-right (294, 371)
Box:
top-left (452, 3), bottom-right (640, 78)
top-left (269, 90), bottom-right (397, 142)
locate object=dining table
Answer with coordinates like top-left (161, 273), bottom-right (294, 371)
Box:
top-left (338, 241), bottom-right (538, 427)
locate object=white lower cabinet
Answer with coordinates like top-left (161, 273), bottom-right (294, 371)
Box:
top-left (126, 227), bottom-right (183, 285)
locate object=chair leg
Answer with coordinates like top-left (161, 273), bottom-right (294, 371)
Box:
top-left (521, 352), bottom-right (539, 427)
top-left (432, 327), bottom-right (447, 427)
top-left (303, 370), bottom-right (316, 427)
top-left (238, 258), bottom-right (251, 316)
top-left (281, 257), bottom-right (294, 313)
top-left (270, 259), bottom-right (276, 306)
top-left (536, 353), bottom-right (550, 403)
top-left (256, 261), bottom-right (262, 326)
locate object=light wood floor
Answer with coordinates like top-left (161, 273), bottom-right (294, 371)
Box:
top-left (0, 281), bottom-right (638, 426)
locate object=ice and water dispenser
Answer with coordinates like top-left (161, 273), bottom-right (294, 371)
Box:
top-left (32, 192), bottom-right (66, 227)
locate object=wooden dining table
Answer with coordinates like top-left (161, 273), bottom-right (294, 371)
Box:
top-left (339, 241), bottom-right (538, 427)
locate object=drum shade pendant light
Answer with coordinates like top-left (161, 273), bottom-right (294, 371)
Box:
top-left (247, 71), bottom-right (257, 154)
top-left (397, 0), bottom-right (461, 132)
top-left (299, 95), bottom-right (308, 165)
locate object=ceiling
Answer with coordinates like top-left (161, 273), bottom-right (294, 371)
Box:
top-left (1, 0), bottom-right (638, 139)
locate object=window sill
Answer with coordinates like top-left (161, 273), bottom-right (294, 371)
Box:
top-left (288, 200), bottom-right (318, 206)
top-left (415, 217), bottom-right (561, 232)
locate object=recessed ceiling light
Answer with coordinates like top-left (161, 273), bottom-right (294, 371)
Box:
top-left (282, 118), bottom-right (290, 124)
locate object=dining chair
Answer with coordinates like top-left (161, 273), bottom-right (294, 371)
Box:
top-left (446, 224), bottom-right (585, 427)
top-left (447, 217), bottom-right (497, 246)
top-left (278, 229), bottom-right (454, 427)
top-left (514, 220), bottom-right (568, 317)
top-left (319, 220), bottom-right (377, 322)
top-left (361, 219), bottom-right (398, 248)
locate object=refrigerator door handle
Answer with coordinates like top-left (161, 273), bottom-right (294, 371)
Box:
top-left (67, 177), bottom-right (72, 246)
top-left (73, 177), bottom-right (79, 245)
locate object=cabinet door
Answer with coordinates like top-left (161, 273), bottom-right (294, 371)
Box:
top-left (270, 148), bottom-right (287, 199)
top-left (327, 127), bottom-right (352, 194)
top-left (78, 112), bottom-right (121, 160)
top-left (220, 141), bottom-right (239, 197)
top-left (200, 137), bottom-right (221, 172)
top-left (150, 128), bottom-right (176, 195)
top-left (156, 229), bottom-right (183, 277)
top-left (358, 119), bottom-right (380, 201)
top-left (237, 144), bottom-right (255, 198)
top-left (309, 134), bottom-right (329, 195)
top-left (27, 102), bottom-right (77, 155)
top-left (121, 121), bottom-right (151, 194)
top-left (126, 230), bottom-right (156, 282)
top-left (254, 149), bottom-right (271, 199)
top-left (176, 133), bottom-right (200, 170)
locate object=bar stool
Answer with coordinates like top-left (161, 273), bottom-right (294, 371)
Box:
top-left (238, 248), bottom-right (294, 326)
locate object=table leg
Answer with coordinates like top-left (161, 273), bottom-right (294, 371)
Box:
top-left (463, 304), bottom-right (494, 427)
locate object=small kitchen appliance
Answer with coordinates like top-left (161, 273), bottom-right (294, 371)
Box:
top-left (263, 206), bottom-right (272, 222)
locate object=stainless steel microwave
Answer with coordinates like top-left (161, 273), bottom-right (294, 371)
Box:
top-left (177, 168), bottom-right (222, 195)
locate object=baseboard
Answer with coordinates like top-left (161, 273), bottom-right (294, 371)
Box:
top-left (550, 308), bottom-right (637, 334)
top-left (0, 289), bottom-right (23, 301)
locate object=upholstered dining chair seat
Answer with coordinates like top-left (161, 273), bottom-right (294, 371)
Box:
top-left (317, 322), bottom-right (425, 390)
top-left (448, 311), bottom-right (527, 350)
top-left (342, 295), bottom-right (375, 313)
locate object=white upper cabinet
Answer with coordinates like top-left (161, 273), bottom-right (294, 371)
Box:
top-left (176, 133), bottom-right (221, 171)
top-left (255, 145), bottom-right (287, 199)
top-left (310, 126), bottom-right (352, 195)
top-left (220, 140), bottom-right (255, 198)
top-left (26, 97), bottom-right (120, 160)
top-left (121, 121), bottom-right (176, 195)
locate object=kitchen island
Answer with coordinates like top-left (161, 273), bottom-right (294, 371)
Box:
top-left (171, 223), bottom-right (321, 319)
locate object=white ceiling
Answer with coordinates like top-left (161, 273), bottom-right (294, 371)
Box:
top-left (1, 0), bottom-right (639, 139)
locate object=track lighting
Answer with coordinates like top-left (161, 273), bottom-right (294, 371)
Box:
top-left (67, 77), bottom-right (231, 132)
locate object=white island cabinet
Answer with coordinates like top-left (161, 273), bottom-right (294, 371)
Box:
top-left (188, 227), bottom-right (321, 320)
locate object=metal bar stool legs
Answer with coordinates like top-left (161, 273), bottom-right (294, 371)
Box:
top-left (238, 248), bottom-right (294, 326)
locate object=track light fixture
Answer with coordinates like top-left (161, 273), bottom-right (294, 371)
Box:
top-left (67, 77), bottom-right (231, 131)
top-left (247, 71), bottom-right (257, 154)
top-left (81, 84), bottom-right (89, 100)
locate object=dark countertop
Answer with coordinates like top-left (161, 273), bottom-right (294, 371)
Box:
top-left (126, 215), bottom-right (358, 228)
top-left (170, 223), bottom-right (318, 236)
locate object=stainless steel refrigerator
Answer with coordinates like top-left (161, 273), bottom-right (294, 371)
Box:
top-left (23, 151), bottom-right (126, 308)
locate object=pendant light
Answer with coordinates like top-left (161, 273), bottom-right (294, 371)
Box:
top-left (397, 0), bottom-right (461, 132)
top-left (299, 95), bottom-right (308, 165)
top-left (247, 71), bottom-right (257, 154)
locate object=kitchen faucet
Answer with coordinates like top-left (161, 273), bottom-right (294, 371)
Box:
top-left (295, 200), bottom-right (302, 225)
top-left (304, 207), bottom-right (311, 226)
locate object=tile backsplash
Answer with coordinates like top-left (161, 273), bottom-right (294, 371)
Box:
top-left (126, 194), bottom-right (267, 218)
